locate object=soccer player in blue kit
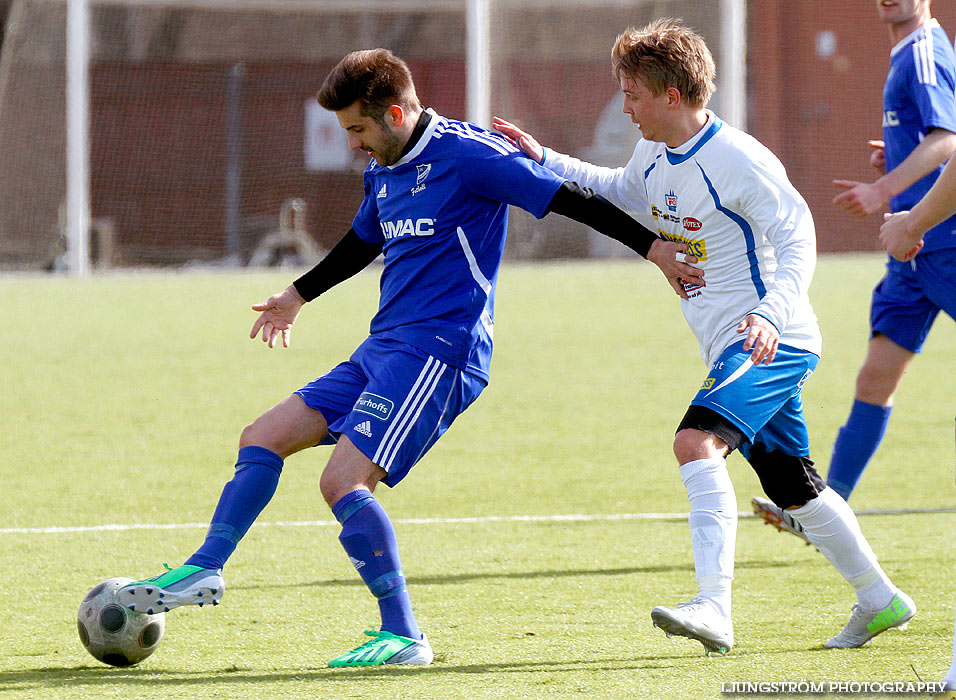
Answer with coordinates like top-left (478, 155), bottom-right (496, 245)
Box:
top-left (495, 18), bottom-right (915, 655)
top-left (117, 48), bottom-right (702, 667)
top-left (753, 0), bottom-right (956, 527)
top-left (879, 146), bottom-right (956, 700)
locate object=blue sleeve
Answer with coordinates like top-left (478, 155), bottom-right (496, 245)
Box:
top-left (352, 171), bottom-right (384, 243)
top-left (458, 152), bottom-right (565, 219)
top-left (912, 44), bottom-right (956, 133)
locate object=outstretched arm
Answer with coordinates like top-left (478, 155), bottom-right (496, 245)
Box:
top-left (546, 182), bottom-right (705, 298)
top-left (249, 229), bottom-right (383, 348)
top-left (495, 117), bottom-right (701, 295)
top-left (492, 117), bottom-right (543, 163)
top-left (833, 129), bottom-right (956, 217)
top-left (879, 151), bottom-right (956, 260)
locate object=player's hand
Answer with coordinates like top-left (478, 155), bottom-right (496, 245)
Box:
top-left (250, 285), bottom-right (305, 348)
top-left (879, 211), bottom-right (925, 262)
top-left (832, 179), bottom-right (890, 217)
top-left (647, 239), bottom-right (705, 300)
top-left (491, 117), bottom-right (544, 164)
top-left (736, 314), bottom-right (779, 366)
top-left (868, 139), bottom-right (886, 175)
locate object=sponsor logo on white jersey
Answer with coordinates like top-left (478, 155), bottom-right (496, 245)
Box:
top-left (380, 218), bottom-right (435, 239)
top-left (665, 189), bottom-right (679, 212)
top-left (682, 217), bottom-right (702, 231)
top-left (377, 182), bottom-right (388, 198)
top-left (354, 420), bottom-right (373, 438)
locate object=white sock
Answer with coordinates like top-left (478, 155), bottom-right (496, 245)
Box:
top-left (680, 458), bottom-right (737, 619)
top-left (789, 487), bottom-right (894, 610)
top-left (945, 604), bottom-right (956, 689)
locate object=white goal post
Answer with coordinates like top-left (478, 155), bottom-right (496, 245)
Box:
top-left (66, 0), bottom-right (90, 277)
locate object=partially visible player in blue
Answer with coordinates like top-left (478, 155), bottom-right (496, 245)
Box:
top-left (118, 49), bottom-right (701, 668)
top-left (754, 0), bottom-right (956, 536)
top-left (878, 129), bottom-right (956, 700)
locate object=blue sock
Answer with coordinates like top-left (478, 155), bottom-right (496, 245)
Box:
top-left (332, 489), bottom-right (421, 640)
top-left (185, 446), bottom-right (283, 570)
top-left (826, 400), bottom-right (892, 501)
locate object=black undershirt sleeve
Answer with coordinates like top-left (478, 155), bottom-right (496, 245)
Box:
top-left (545, 181), bottom-right (660, 259)
top-left (291, 228), bottom-right (383, 302)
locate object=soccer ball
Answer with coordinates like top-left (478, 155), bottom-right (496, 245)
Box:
top-left (77, 577), bottom-right (165, 666)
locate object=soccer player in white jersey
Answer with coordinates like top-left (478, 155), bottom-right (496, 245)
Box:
top-left (115, 49), bottom-right (702, 668)
top-left (494, 19), bottom-right (914, 654)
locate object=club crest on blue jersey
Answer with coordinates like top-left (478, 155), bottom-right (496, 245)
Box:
top-left (411, 164), bottom-right (431, 195)
top-left (665, 190), bottom-right (678, 212)
top-left (354, 392), bottom-right (394, 420)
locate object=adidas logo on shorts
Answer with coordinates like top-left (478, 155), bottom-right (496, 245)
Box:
top-left (354, 420), bottom-right (373, 438)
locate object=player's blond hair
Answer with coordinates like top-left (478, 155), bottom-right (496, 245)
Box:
top-left (612, 18), bottom-right (715, 109)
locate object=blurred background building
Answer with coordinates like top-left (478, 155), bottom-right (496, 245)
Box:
top-left (1, 0), bottom-right (954, 269)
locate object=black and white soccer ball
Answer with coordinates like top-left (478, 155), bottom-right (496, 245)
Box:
top-left (77, 577), bottom-right (165, 666)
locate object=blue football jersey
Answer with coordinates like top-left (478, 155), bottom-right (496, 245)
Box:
top-left (351, 109), bottom-right (565, 381)
top-left (883, 19), bottom-right (956, 250)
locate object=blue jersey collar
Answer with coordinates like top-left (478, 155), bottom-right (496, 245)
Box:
top-left (890, 18), bottom-right (939, 59)
top-left (665, 112), bottom-right (722, 165)
top-left (389, 108), bottom-right (441, 169)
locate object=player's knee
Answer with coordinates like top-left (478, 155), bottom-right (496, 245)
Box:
top-left (319, 449), bottom-right (385, 507)
top-left (238, 418), bottom-right (277, 452)
top-left (319, 467), bottom-right (343, 507)
top-left (854, 364), bottom-right (896, 403)
top-left (674, 406), bottom-right (742, 464)
top-left (672, 428), bottom-right (726, 464)
top-left (855, 344), bottom-right (907, 403)
top-left (748, 442), bottom-right (824, 509)
top-left (673, 429), bottom-right (703, 463)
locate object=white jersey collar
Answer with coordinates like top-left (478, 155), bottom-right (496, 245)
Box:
top-left (667, 110), bottom-right (715, 156)
top-left (890, 18), bottom-right (939, 59)
top-left (389, 108), bottom-right (441, 169)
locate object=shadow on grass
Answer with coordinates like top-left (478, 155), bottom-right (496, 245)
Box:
top-left (2, 622), bottom-right (846, 694)
top-left (233, 559), bottom-right (798, 592)
top-left (0, 651), bottom-right (760, 692)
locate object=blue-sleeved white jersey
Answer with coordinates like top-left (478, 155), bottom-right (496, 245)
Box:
top-left (543, 112), bottom-right (821, 367)
top-left (352, 109), bottom-right (565, 382)
top-left (883, 18), bottom-right (956, 251)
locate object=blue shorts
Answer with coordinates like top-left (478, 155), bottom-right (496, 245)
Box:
top-left (690, 341), bottom-right (819, 456)
top-left (871, 250), bottom-right (956, 353)
top-left (296, 336), bottom-right (486, 487)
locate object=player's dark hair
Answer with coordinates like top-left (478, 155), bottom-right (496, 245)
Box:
top-left (612, 18), bottom-right (715, 109)
top-left (317, 49), bottom-right (421, 123)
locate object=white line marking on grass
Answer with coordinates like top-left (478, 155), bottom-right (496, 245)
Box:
top-left (1, 507), bottom-right (953, 535)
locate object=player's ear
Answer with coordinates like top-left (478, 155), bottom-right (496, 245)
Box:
top-left (386, 104), bottom-right (405, 127)
top-left (666, 86), bottom-right (682, 107)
